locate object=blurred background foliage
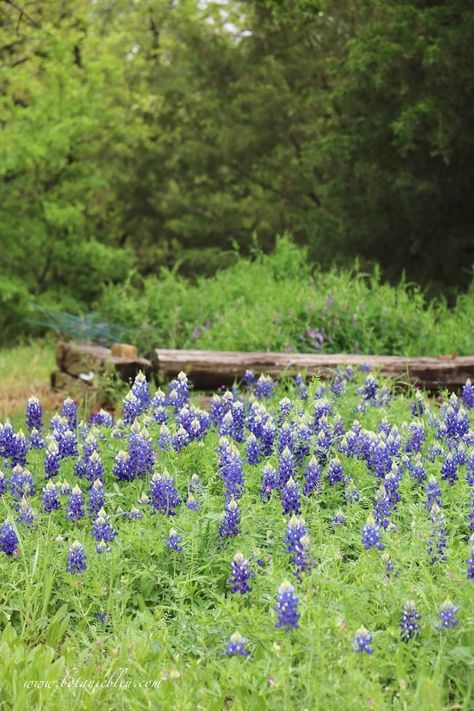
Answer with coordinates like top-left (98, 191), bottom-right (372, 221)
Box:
top-left (1, 0), bottom-right (473, 346)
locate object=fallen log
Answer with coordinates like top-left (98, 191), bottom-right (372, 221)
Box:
top-left (153, 348), bottom-right (474, 390)
top-left (56, 341), bottom-right (152, 382)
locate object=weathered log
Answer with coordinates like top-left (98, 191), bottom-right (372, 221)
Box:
top-left (153, 348), bottom-right (474, 390)
top-left (56, 341), bottom-right (152, 381)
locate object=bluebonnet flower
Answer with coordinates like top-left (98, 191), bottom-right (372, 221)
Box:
top-left (16, 497), bottom-right (35, 527)
top-left (166, 528), bottom-right (183, 552)
top-left (128, 424), bottom-right (154, 477)
top-left (261, 419), bottom-right (276, 457)
top-left (89, 479), bottom-right (105, 517)
top-left (278, 398), bottom-right (293, 419)
top-left (281, 477), bottom-right (301, 516)
top-left (361, 374), bottom-right (378, 400)
top-left (219, 499), bottom-right (240, 538)
top-left (29, 428), bottom-right (45, 449)
top-left (303, 456), bottom-right (321, 496)
top-left (0, 521), bottom-right (18, 555)
top-left (42, 481), bottom-right (60, 512)
top-left (229, 552), bottom-right (253, 594)
top-left (441, 454), bottom-right (458, 486)
top-left (125, 506), bottom-right (143, 520)
top-left (122, 392), bottom-right (141, 425)
top-left (291, 533), bottom-right (315, 579)
top-left (9, 465), bottom-right (35, 500)
top-left (67, 485), bottom-right (85, 521)
top-left (425, 475), bottom-right (442, 511)
top-left (255, 374), bottom-right (275, 399)
top-left (382, 553), bottom-right (394, 576)
top-left (11, 430), bottom-right (28, 466)
top-left (61, 398), bottom-right (78, 430)
top-left (225, 632), bottom-right (249, 656)
top-left (219, 444), bottom-right (245, 500)
top-left (332, 510), bottom-right (346, 526)
top-left (67, 541), bottom-right (86, 574)
top-left (60, 480), bottom-right (72, 495)
top-left (362, 515), bottom-right (384, 551)
top-left (172, 425), bottom-right (190, 452)
top-left (83, 451), bottom-right (104, 483)
top-left (344, 478), bottom-right (360, 504)
top-left (56, 429), bottom-right (77, 458)
top-left (462, 379), bottom-right (474, 409)
top-left (113, 450), bottom-right (132, 481)
top-left (278, 446), bottom-right (295, 488)
top-left (313, 398), bottom-right (332, 427)
top-left (384, 467), bottom-right (402, 506)
top-left (157, 424), bottom-right (172, 451)
top-left (26, 396), bottom-right (42, 432)
top-left (88, 409), bottom-right (113, 427)
top-left (278, 422), bottom-right (295, 454)
top-left (186, 494), bottom-right (199, 511)
top-left (400, 600), bottom-right (421, 642)
top-left (352, 627), bottom-right (374, 654)
top-left (427, 503), bottom-right (447, 564)
top-left (373, 487), bottom-right (393, 530)
top-left (274, 580), bottom-right (300, 629)
top-left (245, 433), bottom-right (261, 465)
top-left (405, 422), bottom-right (425, 454)
top-left (0, 471), bottom-right (6, 496)
top-left (410, 392), bottom-right (425, 417)
top-left (408, 455), bottom-right (426, 484)
top-left (285, 515), bottom-right (308, 553)
top-left (260, 464), bottom-right (277, 501)
top-left (131, 371), bottom-right (151, 411)
top-left (327, 458), bottom-right (344, 486)
top-left (437, 600), bottom-right (459, 630)
top-left (92, 509), bottom-right (117, 547)
top-left (243, 370), bottom-right (256, 389)
top-left (150, 471), bottom-right (181, 515)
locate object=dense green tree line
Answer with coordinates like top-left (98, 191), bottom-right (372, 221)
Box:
top-left (1, 0), bottom-right (473, 340)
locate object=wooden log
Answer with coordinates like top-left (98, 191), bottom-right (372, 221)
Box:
top-left (56, 341), bottom-right (152, 381)
top-left (153, 348), bottom-right (474, 390)
top-left (111, 343), bottom-right (138, 359)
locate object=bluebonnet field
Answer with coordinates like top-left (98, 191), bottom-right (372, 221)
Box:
top-left (0, 367), bottom-right (473, 710)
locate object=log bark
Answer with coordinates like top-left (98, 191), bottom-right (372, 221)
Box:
top-left (153, 348), bottom-right (474, 390)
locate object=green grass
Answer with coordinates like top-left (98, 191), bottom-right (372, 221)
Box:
top-left (0, 370), bottom-right (473, 709)
top-left (0, 341), bottom-right (57, 421)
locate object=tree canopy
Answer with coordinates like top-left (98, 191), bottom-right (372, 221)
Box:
top-left (1, 0), bottom-right (473, 338)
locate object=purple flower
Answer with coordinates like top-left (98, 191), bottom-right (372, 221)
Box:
top-left (16, 498), bottom-right (35, 527)
top-left (229, 552), bottom-right (253, 594)
top-left (67, 541), bottom-right (87, 574)
top-left (278, 447), bottom-right (295, 488)
top-left (0, 521), bottom-right (18, 555)
top-left (437, 601), bottom-right (459, 630)
top-left (281, 477), bottom-right (301, 516)
top-left (274, 580), bottom-right (300, 630)
top-left (427, 504), bottom-right (447, 564)
top-left (88, 479), bottom-right (106, 517)
top-left (462, 379), bottom-right (474, 409)
top-left (245, 434), bottom-right (261, 465)
top-left (131, 371), bottom-right (151, 411)
top-left (466, 547), bottom-right (474, 579)
top-left (45, 442), bottom-right (61, 479)
top-left (327, 458), bottom-right (343, 486)
top-left (92, 509), bottom-right (117, 544)
top-left (425, 476), bottom-right (442, 511)
top-left (61, 398), bottom-right (78, 430)
top-left (128, 424), bottom-right (154, 478)
top-left (166, 528), bottom-right (183, 552)
top-left (42, 482), bottom-right (60, 512)
top-left (352, 627), bottom-right (373, 654)
top-left (225, 631), bottom-right (249, 656)
top-left (26, 397), bottom-right (42, 432)
top-left (332, 510), bottom-right (346, 526)
top-left (400, 600), bottom-right (421, 642)
top-left (285, 515), bottom-right (308, 554)
top-left (303, 456), bottom-right (321, 496)
top-left (219, 499), bottom-right (240, 538)
top-left (260, 464), bottom-right (277, 501)
top-left (186, 494), bottom-right (199, 511)
top-left (255, 375), bottom-right (275, 399)
top-left (122, 392), bottom-right (141, 425)
top-left (67, 485), bottom-right (85, 521)
top-left (113, 450), bottom-right (132, 482)
top-left (362, 515), bottom-right (384, 551)
top-left (150, 471), bottom-right (181, 515)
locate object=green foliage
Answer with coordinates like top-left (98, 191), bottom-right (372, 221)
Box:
top-left (97, 237), bottom-right (474, 357)
top-left (0, 0), bottom-right (473, 341)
